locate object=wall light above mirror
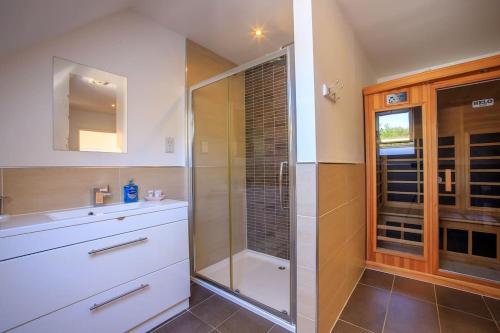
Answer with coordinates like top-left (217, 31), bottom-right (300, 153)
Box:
top-left (53, 57), bottom-right (127, 153)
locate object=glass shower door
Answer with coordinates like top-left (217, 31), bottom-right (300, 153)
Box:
top-left (437, 78), bottom-right (500, 282)
top-left (229, 56), bottom-right (291, 315)
top-left (191, 51), bottom-right (293, 319)
top-left (192, 78), bottom-right (232, 289)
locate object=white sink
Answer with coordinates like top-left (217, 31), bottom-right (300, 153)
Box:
top-left (46, 202), bottom-right (142, 221)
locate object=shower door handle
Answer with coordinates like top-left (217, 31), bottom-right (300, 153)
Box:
top-left (279, 161), bottom-right (289, 209)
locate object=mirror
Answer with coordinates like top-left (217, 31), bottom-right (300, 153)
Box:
top-left (53, 57), bottom-right (127, 153)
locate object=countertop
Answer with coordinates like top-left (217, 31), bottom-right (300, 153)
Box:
top-left (0, 199), bottom-right (188, 238)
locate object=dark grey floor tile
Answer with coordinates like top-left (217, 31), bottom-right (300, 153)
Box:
top-left (439, 306), bottom-right (498, 333)
top-left (435, 286), bottom-right (492, 319)
top-left (190, 283), bottom-right (214, 308)
top-left (384, 293), bottom-right (440, 333)
top-left (392, 276), bottom-right (435, 303)
top-left (331, 320), bottom-right (371, 332)
top-left (359, 269), bottom-right (394, 291)
top-left (154, 311), bottom-right (212, 333)
top-left (190, 295), bottom-right (240, 327)
top-left (339, 283), bottom-right (390, 333)
top-left (217, 308), bottom-right (274, 333)
top-left (484, 297), bottom-right (500, 322)
top-left (268, 324), bottom-right (291, 333)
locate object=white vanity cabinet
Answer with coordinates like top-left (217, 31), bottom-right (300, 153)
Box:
top-left (0, 200), bottom-right (189, 333)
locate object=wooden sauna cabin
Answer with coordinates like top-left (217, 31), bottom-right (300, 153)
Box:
top-left (363, 55), bottom-right (500, 295)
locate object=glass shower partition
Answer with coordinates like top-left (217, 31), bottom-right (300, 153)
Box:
top-left (190, 48), bottom-right (295, 321)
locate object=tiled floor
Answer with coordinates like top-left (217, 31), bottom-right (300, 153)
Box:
top-left (333, 269), bottom-right (500, 333)
top-left (149, 282), bottom-right (289, 333)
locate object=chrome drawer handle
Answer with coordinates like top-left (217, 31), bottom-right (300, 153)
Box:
top-left (88, 237), bottom-right (148, 255)
top-left (89, 284), bottom-right (149, 311)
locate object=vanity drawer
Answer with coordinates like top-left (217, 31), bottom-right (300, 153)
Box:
top-left (12, 260), bottom-right (190, 333)
top-left (0, 206), bottom-right (187, 261)
top-left (0, 220), bottom-right (188, 332)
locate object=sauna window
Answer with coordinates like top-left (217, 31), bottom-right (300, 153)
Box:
top-left (375, 106), bottom-right (424, 256)
top-left (378, 109), bottom-right (413, 146)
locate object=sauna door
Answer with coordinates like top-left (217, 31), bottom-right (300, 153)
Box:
top-left (435, 78), bottom-right (500, 283)
top-left (373, 107), bottom-right (426, 257)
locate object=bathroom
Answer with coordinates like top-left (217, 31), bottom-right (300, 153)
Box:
top-left (0, 1), bottom-right (499, 333)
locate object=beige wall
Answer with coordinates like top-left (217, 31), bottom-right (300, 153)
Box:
top-left (187, 39), bottom-right (236, 87)
top-left (317, 163), bottom-right (366, 333)
top-left (1, 167), bottom-right (187, 215)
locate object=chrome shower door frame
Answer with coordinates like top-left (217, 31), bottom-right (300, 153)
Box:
top-left (187, 46), bottom-right (297, 324)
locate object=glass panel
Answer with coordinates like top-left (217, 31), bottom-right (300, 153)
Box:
top-left (437, 78), bottom-right (500, 282)
top-left (192, 78), bottom-right (232, 289)
top-left (229, 56), bottom-right (291, 315)
top-left (375, 107), bottom-right (424, 255)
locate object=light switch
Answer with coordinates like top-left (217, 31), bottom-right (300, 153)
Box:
top-left (201, 141), bottom-right (209, 153)
top-left (165, 137), bottom-right (175, 153)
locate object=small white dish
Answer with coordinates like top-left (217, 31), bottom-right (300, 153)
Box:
top-left (144, 195), bottom-right (165, 201)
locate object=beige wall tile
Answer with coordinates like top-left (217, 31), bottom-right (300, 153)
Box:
top-left (297, 163), bottom-right (317, 217)
top-left (2, 166), bottom-right (188, 216)
top-left (297, 314), bottom-right (317, 333)
top-left (318, 205), bottom-right (347, 267)
top-left (297, 215), bottom-right (317, 271)
top-left (318, 163), bottom-right (365, 216)
top-left (297, 265), bottom-right (317, 321)
top-left (317, 163), bottom-right (366, 333)
top-left (3, 168), bottom-right (120, 215)
top-left (118, 167), bottom-right (187, 201)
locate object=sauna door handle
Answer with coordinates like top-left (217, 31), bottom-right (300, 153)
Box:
top-left (445, 169), bottom-right (452, 192)
top-left (279, 161), bottom-right (289, 209)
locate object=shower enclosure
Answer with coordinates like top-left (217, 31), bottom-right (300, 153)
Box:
top-left (188, 47), bottom-right (295, 321)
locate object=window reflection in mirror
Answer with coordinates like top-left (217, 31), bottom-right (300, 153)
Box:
top-left (53, 57), bottom-right (127, 153)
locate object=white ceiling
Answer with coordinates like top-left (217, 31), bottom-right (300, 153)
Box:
top-left (131, 0), bottom-right (294, 64)
top-left (1, 0), bottom-right (499, 79)
top-left (336, 0), bottom-right (500, 80)
top-left (0, 0), bottom-right (134, 60)
top-left (0, 0), bottom-right (293, 65)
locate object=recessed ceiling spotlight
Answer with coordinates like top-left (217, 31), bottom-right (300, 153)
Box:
top-left (252, 27), bottom-right (265, 40)
top-left (88, 78), bottom-right (110, 86)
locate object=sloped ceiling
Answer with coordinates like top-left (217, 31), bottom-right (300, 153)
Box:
top-left (0, 0), bottom-right (293, 65)
top-left (1, 0), bottom-right (499, 78)
top-left (132, 0), bottom-right (294, 64)
top-left (0, 0), bottom-right (134, 59)
top-left (336, 0), bottom-right (500, 80)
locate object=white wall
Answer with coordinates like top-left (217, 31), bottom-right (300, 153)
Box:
top-left (311, 0), bottom-right (375, 164)
top-left (293, 0), bottom-right (374, 164)
top-left (0, 9), bottom-right (186, 167)
top-left (293, 0), bottom-right (317, 163)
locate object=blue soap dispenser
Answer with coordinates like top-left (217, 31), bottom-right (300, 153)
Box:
top-left (123, 179), bottom-right (139, 203)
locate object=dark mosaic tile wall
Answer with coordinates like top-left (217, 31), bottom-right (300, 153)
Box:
top-left (244, 56), bottom-right (290, 260)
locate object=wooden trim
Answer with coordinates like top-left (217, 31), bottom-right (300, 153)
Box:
top-left (366, 261), bottom-right (500, 298)
top-left (363, 55), bottom-right (500, 95)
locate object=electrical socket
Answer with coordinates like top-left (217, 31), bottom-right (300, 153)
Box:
top-left (165, 137), bottom-right (175, 153)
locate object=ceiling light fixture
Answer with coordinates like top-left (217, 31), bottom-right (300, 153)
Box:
top-left (87, 78), bottom-right (110, 86)
top-left (252, 27), bottom-right (265, 40)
